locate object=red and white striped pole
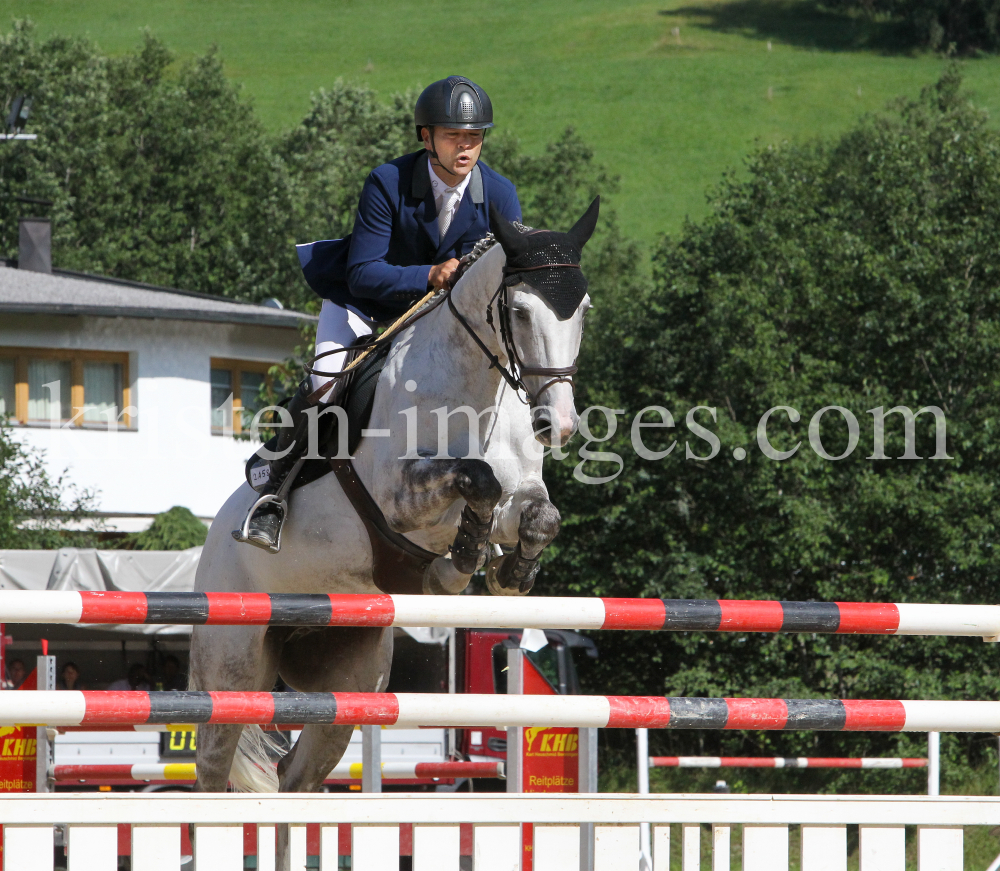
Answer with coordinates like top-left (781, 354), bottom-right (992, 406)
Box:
top-left (52, 760), bottom-right (504, 785)
top-left (647, 756), bottom-right (927, 769)
top-left (6, 692), bottom-right (1000, 732)
top-left (1, 591), bottom-right (999, 638)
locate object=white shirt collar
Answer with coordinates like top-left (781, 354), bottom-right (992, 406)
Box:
top-left (428, 158), bottom-right (472, 209)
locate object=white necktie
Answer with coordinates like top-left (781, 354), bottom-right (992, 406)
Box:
top-left (438, 189), bottom-right (460, 239)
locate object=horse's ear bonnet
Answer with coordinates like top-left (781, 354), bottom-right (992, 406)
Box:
top-left (489, 197), bottom-right (600, 320)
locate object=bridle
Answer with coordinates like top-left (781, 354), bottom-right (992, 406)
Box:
top-left (446, 264), bottom-right (581, 407)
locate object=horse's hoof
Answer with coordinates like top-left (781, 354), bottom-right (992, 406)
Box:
top-left (423, 556), bottom-right (472, 595)
top-left (485, 556), bottom-right (529, 597)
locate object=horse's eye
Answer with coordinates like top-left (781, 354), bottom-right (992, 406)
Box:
top-left (513, 307), bottom-right (529, 321)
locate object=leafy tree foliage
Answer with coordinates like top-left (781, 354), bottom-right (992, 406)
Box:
top-left (545, 68), bottom-right (1000, 788)
top-left (0, 22), bottom-right (625, 317)
top-left (125, 506), bottom-right (207, 550)
top-left (278, 82), bottom-right (416, 246)
top-left (0, 22), bottom-right (300, 305)
top-left (0, 421), bottom-right (98, 548)
top-left (829, 0), bottom-right (1000, 53)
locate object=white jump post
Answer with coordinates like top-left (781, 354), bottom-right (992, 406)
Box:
top-left (636, 728), bottom-right (652, 871)
top-left (928, 731), bottom-right (940, 796)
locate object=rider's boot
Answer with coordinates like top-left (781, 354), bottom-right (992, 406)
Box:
top-left (239, 378), bottom-right (338, 552)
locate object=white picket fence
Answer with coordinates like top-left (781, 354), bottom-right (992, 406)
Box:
top-left (1, 792), bottom-right (996, 871)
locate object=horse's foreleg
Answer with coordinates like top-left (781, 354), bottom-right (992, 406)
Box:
top-left (388, 458), bottom-right (503, 592)
top-left (489, 482), bottom-right (561, 595)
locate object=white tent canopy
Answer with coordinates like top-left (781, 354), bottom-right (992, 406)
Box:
top-left (0, 548), bottom-right (202, 635)
top-left (0, 548), bottom-right (446, 643)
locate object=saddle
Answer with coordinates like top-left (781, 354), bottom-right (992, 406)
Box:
top-left (243, 342), bottom-right (439, 595)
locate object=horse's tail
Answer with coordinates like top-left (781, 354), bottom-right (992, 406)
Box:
top-left (187, 673), bottom-right (281, 793)
top-left (229, 725), bottom-right (282, 793)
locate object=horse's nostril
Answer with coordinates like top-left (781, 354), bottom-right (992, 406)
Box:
top-left (532, 414), bottom-right (551, 434)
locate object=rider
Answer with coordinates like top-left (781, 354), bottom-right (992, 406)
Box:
top-left (240, 75), bottom-right (522, 552)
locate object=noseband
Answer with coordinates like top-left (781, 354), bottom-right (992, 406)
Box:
top-left (446, 265), bottom-right (580, 407)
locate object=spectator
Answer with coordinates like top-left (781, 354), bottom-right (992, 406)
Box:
top-left (156, 655), bottom-right (186, 691)
top-left (5, 658), bottom-right (26, 689)
top-left (108, 663), bottom-right (151, 691)
top-left (58, 662), bottom-right (85, 691)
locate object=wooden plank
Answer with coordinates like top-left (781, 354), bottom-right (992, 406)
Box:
top-left (4, 826), bottom-right (53, 871)
top-left (743, 825), bottom-right (788, 871)
top-left (67, 825), bottom-right (118, 871)
top-left (472, 824), bottom-right (520, 871)
top-left (682, 823), bottom-right (700, 871)
top-left (257, 824), bottom-right (276, 871)
top-left (652, 825), bottom-right (670, 871)
top-left (859, 826), bottom-right (905, 871)
top-left (289, 824), bottom-right (308, 871)
top-left (712, 824), bottom-right (731, 871)
top-left (534, 825), bottom-right (581, 871)
top-left (917, 826), bottom-right (963, 871)
top-left (194, 825), bottom-right (244, 871)
top-left (413, 824), bottom-right (461, 871)
top-left (594, 824), bottom-right (639, 871)
top-left (801, 825), bottom-right (847, 871)
top-left (132, 825), bottom-right (180, 871)
top-left (352, 825), bottom-right (400, 871)
top-left (319, 824), bottom-right (339, 871)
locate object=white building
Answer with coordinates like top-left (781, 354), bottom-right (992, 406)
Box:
top-left (0, 241), bottom-right (313, 528)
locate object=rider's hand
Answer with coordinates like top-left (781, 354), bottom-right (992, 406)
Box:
top-left (428, 259), bottom-right (460, 290)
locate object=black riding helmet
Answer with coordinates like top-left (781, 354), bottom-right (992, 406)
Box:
top-left (414, 76), bottom-right (494, 142)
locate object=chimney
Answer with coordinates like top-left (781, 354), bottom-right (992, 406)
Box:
top-left (19, 217), bottom-right (51, 273)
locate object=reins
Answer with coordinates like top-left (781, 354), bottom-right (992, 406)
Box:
top-left (305, 257), bottom-right (580, 408)
top-left (305, 288), bottom-right (448, 405)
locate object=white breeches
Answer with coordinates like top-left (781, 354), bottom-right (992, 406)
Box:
top-left (311, 301), bottom-right (376, 401)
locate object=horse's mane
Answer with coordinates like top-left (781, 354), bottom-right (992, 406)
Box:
top-left (452, 221), bottom-right (534, 285)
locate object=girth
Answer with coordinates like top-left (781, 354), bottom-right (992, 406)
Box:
top-left (329, 458), bottom-right (440, 596)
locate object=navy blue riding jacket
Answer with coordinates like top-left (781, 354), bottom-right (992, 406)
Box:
top-left (297, 150), bottom-right (522, 322)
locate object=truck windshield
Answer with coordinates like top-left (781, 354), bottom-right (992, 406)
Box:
top-left (491, 639), bottom-right (582, 695)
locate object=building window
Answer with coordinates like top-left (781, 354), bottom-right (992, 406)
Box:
top-left (210, 358), bottom-right (273, 436)
top-left (0, 348), bottom-right (131, 428)
top-left (0, 358), bottom-right (15, 418)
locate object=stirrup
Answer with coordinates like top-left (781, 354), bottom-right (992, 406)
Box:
top-left (231, 493), bottom-right (288, 554)
top-left (232, 456), bottom-right (307, 554)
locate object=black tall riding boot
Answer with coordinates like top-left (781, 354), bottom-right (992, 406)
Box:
top-left (237, 379), bottom-right (321, 552)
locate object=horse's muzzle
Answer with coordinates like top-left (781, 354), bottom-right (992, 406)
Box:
top-left (531, 402), bottom-right (579, 447)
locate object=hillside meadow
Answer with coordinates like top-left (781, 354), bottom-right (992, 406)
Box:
top-left (5, 0), bottom-right (1000, 243)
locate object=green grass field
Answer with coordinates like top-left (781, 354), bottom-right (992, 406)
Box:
top-left (5, 0), bottom-right (1000, 243)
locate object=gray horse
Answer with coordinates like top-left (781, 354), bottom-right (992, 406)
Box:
top-left (189, 201), bottom-right (598, 867)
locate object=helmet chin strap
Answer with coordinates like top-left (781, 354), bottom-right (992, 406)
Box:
top-left (424, 127), bottom-right (483, 186)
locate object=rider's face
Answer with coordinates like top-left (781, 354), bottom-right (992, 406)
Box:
top-left (423, 127), bottom-right (483, 183)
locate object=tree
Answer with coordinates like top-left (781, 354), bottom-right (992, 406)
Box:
top-left (827, 0), bottom-right (1000, 53)
top-left (0, 22), bottom-right (301, 306)
top-left (0, 420), bottom-right (99, 548)
top-left (125, 506), bottom-right (207, 550)
top-left (543, 68), bottom-right (1000, 788)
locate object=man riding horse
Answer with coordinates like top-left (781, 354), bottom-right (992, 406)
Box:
top-left (243, 75), bottom-right (522, 551)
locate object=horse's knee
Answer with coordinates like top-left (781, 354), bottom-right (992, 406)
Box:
top-left (453, 459), bottom-right (503, 517)
top-left (518, 498), bottom-right (561, 558)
